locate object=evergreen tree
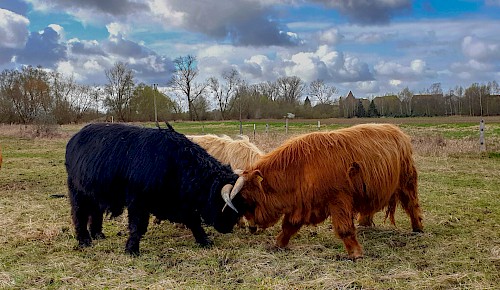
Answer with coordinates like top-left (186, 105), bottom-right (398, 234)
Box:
top-left (368, 100), bottom-right (379, 117)
top-left (304, 96), bottom-right (312, 108)
top-left (355, 99), bottom-right (366, 117)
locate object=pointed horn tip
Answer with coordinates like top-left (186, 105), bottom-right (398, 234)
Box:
top-left (221, 184), bottom-right (238, 213)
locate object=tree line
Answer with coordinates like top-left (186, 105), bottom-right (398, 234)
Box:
top-left (1, 56), bottom-right (499, 125)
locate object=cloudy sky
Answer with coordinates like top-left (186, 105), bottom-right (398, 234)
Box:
top-left (1, 0), bottom-right (499, 99)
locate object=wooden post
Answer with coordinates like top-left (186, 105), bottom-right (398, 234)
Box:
top-left (318, 120), bottom-right (321, 130)
top-left (153, 84), bottom-right (159, 128)
top-left (285, 118), bottom-right (288, 134)
top-left (253, 124), bottom-right (256, 140)
top-left (265, 123), bottom-right (269, 134)
top-left (480, 119), bottom-right (486, 152)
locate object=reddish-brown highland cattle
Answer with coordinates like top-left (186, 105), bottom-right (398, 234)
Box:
top-left (224, 123), bottom-right (424, 259)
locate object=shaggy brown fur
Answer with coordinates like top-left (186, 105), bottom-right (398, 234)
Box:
top-left (239, 123), bottom-right (423, 259)
top-left (187, 134), bottom-right (264, 171)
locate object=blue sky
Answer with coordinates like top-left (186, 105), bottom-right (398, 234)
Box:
top-left (0, 0), bottom-right (499, 101)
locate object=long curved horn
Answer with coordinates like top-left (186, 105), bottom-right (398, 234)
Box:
top-left (221, 184), bottom-right (238, 213)
top-left (230, 176), bottom-right (246, 199)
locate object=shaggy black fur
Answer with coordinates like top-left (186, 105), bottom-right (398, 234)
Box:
top-left (65, 123), bottom-right (243, 255)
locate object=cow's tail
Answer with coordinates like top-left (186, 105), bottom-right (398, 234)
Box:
top-left (384, 195), bottom-right (397, 226)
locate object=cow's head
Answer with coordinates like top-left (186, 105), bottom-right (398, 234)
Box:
top-left (221, 169), bottom-right (280, 231)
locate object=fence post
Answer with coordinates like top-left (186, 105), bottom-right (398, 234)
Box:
top-left (253, 124), bottom-right (256, 140)
top-left (265, 123), bottom-right (269, 134)
top-left (318, 120), bottom-right (321, 130)
top-left (480, 119), bottom-right (486, 152)
top-left (285, 118), bottom-right (288, 134)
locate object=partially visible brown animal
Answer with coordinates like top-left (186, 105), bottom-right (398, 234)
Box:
top-left (224, 123), bottom-right (423, 259)
top-left (187, 134), bottom-right (265, 231)
top-left (187, 134), bottom-right (264, 171)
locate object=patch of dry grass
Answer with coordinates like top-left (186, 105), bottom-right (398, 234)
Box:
top-left (1, 118), bottom-right (499, 289)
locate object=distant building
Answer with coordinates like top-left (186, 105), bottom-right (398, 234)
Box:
top-left (339, 91), bottom-right (370, 118)
top-left (373, 95), bottom-right (402, 116)
top-left (411, 94), bottom-right (445, 116)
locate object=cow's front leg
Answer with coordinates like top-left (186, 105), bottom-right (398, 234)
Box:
top-left (329, 199), bottom-right (363, 259)
top-left (276, 214), bottom-right (302, 248)
top-left (125, 204), bottom-right (150, 256)
top-left (185, 215), bottom-right (213, 247)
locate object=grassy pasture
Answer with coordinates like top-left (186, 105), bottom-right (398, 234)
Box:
top-left (0, 116), bottom-right (499, 289)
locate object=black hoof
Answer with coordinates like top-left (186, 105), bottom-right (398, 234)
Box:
top-left (91, 232), bottom-right (106, 240)
top-left (197, 238), bottom-right (214, 248)
top-left (126, 240), bottom-right (140, 256)
top-left (77, 238), bottom-right (92, 248)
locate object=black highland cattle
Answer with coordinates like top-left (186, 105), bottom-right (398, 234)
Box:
top-left (65, 123), bottom-right (244, 255)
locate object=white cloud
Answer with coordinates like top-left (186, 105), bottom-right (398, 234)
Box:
top-left (0, 8), bottom-right (30, 49)
top-left (48, 24), bottom-right (64, 39)
top-left (355, 81), bottom-right (379, 94)
top-left (56, 61), bottom-right (82, 81)
top-left (374, 59), bottom-right (435, 80)
top-left (462, 35), bottom-right (500, 62)
top-left (83, 59), bottom-right (103, 71)
top-left (451, 60), bottom-right (494, 73)
top-left (282, 45), bottom-right (373, 83)
top-left (318, 28), bottom-right (342, 45)
top-left (106, 22), bottom-right (129, 37)
top-left (390, 79), bottom-right (402, 87)
top-left (149, 0), bottom-right (185, 27)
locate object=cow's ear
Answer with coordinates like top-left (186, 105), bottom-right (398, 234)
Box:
top-left (252, 169), bottom-right (264, 183)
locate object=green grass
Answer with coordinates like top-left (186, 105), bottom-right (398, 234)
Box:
top-left (1, 117), bottom-right (500, 289)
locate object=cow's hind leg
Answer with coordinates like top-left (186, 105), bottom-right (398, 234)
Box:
top-left (125, 204), bottom-right (150, 256)
top-left (329, 199), bottom-right (363, 259)
top-left (89, 204), bottom-right (106, 240)
top-left (398, 188), bottom-right (423, 232)
top-left (399, 169), bottom-right (423, 232)
top-left (358, 213), bottom-right (375, 227)
top-left (276, 214), bottom-right (302, 248)
top-left (69, 188), bottom-right (93, 248)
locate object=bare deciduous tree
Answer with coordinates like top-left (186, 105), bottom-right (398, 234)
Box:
top-left (169, 55), bottom-right (207, 121)
top-left (104, 62), bottom-right (135, 122)
top-left (259, 81), bottom-right (280, 101)
top-left (0, 66), bottom-right (51, 123)
top-left (208, 68), bottom-right (241, 120)
top-left (308, 79), bottom-right (337, 105)
top-left (276, 76), bottom-right (303, 104)
top-left (398, 86), bottom-right (413, 116)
